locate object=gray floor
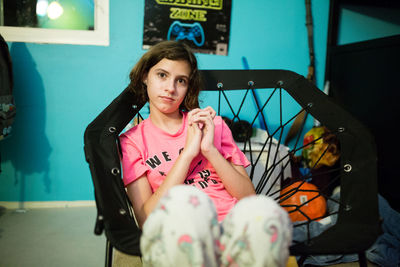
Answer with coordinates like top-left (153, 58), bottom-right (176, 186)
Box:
top-left (0, 206), bottom-right (376, 267)
top-left (0, 206), bottom-right (107, 267)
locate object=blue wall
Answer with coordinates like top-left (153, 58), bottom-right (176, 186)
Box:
top-left (338, 5), bottom-right (400, 45)
top-left (0, 0), bottom-right (329, 202)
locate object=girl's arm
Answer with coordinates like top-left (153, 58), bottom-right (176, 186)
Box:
top-left (126, 150), bottom-right (197, 228)
top-left (203, 147), bottom-right (255, 199)
top-left (190, 109), bottom-right (256, 200)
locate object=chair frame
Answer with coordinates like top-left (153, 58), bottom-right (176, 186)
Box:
top-left (84, 69), bottom-right (380, 266)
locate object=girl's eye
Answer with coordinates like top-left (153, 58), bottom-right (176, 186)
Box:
top-left (158, 72), bottom-right (167, 78)
top-left (178, 78), bottom-right (187, 85)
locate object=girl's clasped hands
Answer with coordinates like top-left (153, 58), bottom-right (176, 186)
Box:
top-left (185, 106), bottom-right (217, 159)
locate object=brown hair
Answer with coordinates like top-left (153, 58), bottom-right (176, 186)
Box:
top-left (128, 41), bottom-right (202, 111)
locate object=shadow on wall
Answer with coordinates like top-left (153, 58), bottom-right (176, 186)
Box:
top-left (1, 42), bottom-right (52, 206)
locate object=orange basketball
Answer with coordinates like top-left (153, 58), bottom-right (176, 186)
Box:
top-left (280, 181), bottom-right (327, 222)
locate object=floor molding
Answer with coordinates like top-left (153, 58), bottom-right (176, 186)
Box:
top-left (0, 200), bottom-right (96, 209)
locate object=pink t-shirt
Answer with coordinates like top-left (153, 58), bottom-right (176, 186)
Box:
top-left (119, 112), bottom-right (250, 221)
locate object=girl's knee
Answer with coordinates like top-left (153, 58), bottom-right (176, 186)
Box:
top-left (160, 185), bottom-right (216, 213)
top-left (223, 195), bottom-right (292, 238)
top-left (220, 196), bottom-right (293, 267)
top-left (146, 185), bottom-right (218, 229)
top-left (141, 185), bottom-right (222, 266)
top-left (235, 195), bottom-right (289, 219)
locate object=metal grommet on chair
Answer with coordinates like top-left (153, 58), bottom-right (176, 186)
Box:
top-left (277, 80), bottom-right (284, 87)
top-left (111, 167), bottom-right (120, 176)
top-left (248, 80), bottom-right (255, 87)
top-left (108, 126), bottom-right (117, 133)
top-left (132, 104), bottom-right (137, 109)
top-left (338, 127), bottom-right (345, 133)
top-left (119, 209), bottom-right (127, 215)
top-left (217, 82), bottom-right (223, 89)
top-left (344, 164), bottom-right (352, 172)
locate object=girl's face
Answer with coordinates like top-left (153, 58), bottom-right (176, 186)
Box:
top-left (144, 58), bottom-right (191, 116)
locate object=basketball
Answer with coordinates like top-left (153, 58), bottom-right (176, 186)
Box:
top-left (280, 181), bottom-right (327, 222)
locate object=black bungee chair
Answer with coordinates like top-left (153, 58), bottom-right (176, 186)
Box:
top-left (84, 69), bottom-right (380, 266)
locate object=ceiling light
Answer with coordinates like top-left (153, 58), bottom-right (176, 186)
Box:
top-left (36, 0), bottom-right (49, 16)
top-left (47, 1), bottom-right (64, 20)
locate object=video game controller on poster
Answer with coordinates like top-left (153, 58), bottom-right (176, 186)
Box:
top-left (167, 21), bottom-right (205, 47)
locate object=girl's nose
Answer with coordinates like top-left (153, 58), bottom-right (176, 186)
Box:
top-left (165, 79), bottom-right (176, 93)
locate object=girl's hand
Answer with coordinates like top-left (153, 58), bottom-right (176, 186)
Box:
top-left (189, 107), bottom-right (216, 155)
top-left (183, 109), bottom-right (203, 159)
top-left (203, 106), bottom-right (216, 120)
top-left (199, 111), bottom-right (215, 154)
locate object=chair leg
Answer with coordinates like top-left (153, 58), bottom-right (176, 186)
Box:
top-left (296, 255), bottom-right (308, 267)
top-left (105, 240), bottom-right (113, 267)
top-left (358, 251), bottom-right (367, 267)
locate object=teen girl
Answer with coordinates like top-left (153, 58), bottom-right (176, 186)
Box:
top-left (120, 41), bottom-right (292, 267)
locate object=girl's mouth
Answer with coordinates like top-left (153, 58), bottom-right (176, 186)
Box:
top-left (160, 96), bottom-right (174, 102)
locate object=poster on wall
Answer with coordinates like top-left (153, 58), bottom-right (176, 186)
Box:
top-left (143, 0), bottom-right (232, 56)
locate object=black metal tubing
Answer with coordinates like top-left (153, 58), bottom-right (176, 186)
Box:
top-left (84, 87), bottom-right (144, 256)
top-left (105, 240), bottom-right (113, 267)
